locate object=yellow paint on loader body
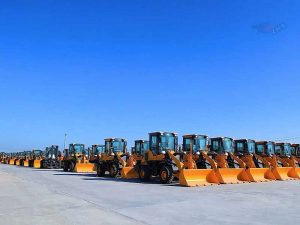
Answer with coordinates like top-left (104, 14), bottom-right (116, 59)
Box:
top-left (273, 167), bottom-right (300, 180)
top-left (23, 160), bottom-right (29, 167)
top-left (179, 168), bottom-right (220, 187)
top-left (216, 168), bottom-right (251, 184)
top-left (34, 159), bottom-right (42, 169)
top-left (121, 167), bottom-right (139, 179)
top-left (246, 168), bottom-right (276, 182)
top-left (74, 162), bottom-right (95, 173)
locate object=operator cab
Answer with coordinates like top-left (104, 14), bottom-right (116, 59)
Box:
top-left (105, 138), bottom-right (127, 154)
top-left (69, 143), bottom-right (85, 155)
top-left (209, 137), bottom-right (234, 155)
top-left (275, 143), bottom-right (291, 157)
top-left (91, 144), bottom-right (105, 156)
top-left (291, 144), bottom-right (300, 157)
top-left (149, 132), bottom-right (178, 155)
top-left (234, 139), bottom-right (256, 156)
top-left (24, 151), bottom-right (32, 157)
top-left (133, 140), bottom-right (149, 156)
top-left (33, 149), bottom-right (43, 157)
top-left (255, 141), bottom-right (275, 156)
top-left (182, 134), bottom-right (208, 154)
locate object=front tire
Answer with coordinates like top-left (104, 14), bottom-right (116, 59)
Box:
top-left (109, 164), bottom-right (118, 178)
top-left (159, 166), bottom-right (174, 184)
top-left (139, 165), bottom-right (151, 182)
top-left (69, 161), bottom-right (75, 172)
top-left (97, 164), bottom-right (106, 177)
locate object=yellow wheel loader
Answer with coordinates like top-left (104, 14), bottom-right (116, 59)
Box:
top-left (273, 143), bottom-right (300, 180)
top-left (138, 132), bottom-right (187, 184)
top-left (21, 151), bottom-right (31, 167)
top-left (9, 153), bottom-right (16, 165)
top-left (204, 137), bottom-right (253, 184)
top-left (89, 145), bottom-right (105, 163)
top-left (121, 140), bottom-right (149, 179)
top-left (95, 138), bottom-right (127, 177)
top-left (291, 144), bottom-right (300, 174)
top-left (63, 144), bottom-right (94, 173)
top-left (30, 150), bottom-right (44, 168)
top-left (89, 145), bottom-right (105, 171)
top-left (178, 134), bottom-right (222, 186)
top-left (234, 139), bottom-right (276, 182)
top-left (16, 152), bottom-right (24, 166)
top-left (136, 132), bottom-right (215, 186)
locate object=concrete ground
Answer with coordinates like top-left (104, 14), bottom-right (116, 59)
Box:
top-left (0, 164), bottom-right (300, 225)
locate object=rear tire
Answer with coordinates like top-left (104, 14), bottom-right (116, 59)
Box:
top-left (96, 164), bottom-right (105, 177)
top-left (109, 164), bottom-right (118, 178)
top-left (139, 165), bottom-right (151, 182)
top-left (159, 166), bottom-right (174, 184)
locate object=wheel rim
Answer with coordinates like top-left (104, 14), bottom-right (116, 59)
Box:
top-left (110, 166), bottom-right (116, 175)
top-left (161, 170), bottom-right (167, 180)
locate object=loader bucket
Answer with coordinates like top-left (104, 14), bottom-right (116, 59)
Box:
top-left (216, 168), bottom-right (251, 184)
top-left (246, 168), bottom-right (276, 182)
top-left (179, 169), bottom-right (220, 187)
top-left (272, 167), bottom-right (300, 180)
top-left (296, 167), bottom-right (300, 176)
top-left (23, 160), bottom-right (29, 167)
top-left (74, 163), bottom-right (95, 173)
top-left (9, 159), bottom-right (14, 165)
top-left (33, 160), bottom-right (42, 169)
top-left (121, 167), bottom-right (139, 179)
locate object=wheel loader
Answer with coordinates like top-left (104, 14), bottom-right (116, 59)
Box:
top-left (234, 139), bottom-right (277, 182)
top-left (95, 138), bottom-right (127, 177)
top-left (20, 151), bottom-right (31, 167)
top-left (291, 144), bottom-right (300, 166)
top-left (178, 134), bottom-right (223, 186)
top-left (273, 143), bottom-right (300, 180)
top-left (136, 132), bottom-right (219, 186)
top-left (30, 149), bottom-right (44, 168)
top-left (63, 143), bottom-right (94, 172)
top-left (0, 152), bottom-right (6, 164)
top-left (202, 137), bottom-right (253, 184)
top-left (89, 145), bottom-right (105, 163)
top-left (14, 152), bottom-right (22, 165)
top-left (254, 141), bottom-right (298, 180)
top-left (89, 145), bottom-right (105, 171)
top-left (121, 140), bottom-right (149, 179)
top-left (40, 145), bottom-right (62, 169)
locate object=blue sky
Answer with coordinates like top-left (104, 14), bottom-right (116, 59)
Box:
top-left (1, 0), bottom-right (300, 152)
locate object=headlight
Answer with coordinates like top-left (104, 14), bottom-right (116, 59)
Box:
top-left (196, 151), bottom-right (200, 155)
top-left (110, 153), bottom-right (115, 156)
top-left (225, 152), bottom-right (228, 156)
top-left (161, 151), bottom-right (166, 154)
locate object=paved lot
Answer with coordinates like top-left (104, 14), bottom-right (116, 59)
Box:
top-left (1, 164), bottom-right (300, 225)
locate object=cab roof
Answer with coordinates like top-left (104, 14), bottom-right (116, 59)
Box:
top-left (149, 132), bottom-right (177, 136)
top-left (183, 134), bottom-right (208, 138)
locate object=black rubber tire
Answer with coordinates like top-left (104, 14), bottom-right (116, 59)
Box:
top-left (109, 164), bottom-right (118, 178)
top-left (139, 165), bottom-right (151, 182)
top-left (159, 165), bottom-right (174, 184)
top-left (69, 161), bottom-right (75, 172)
top-left (96, 164), bottom-right (105, 177)
top-left (63, 161), bottom-right (69, 172)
